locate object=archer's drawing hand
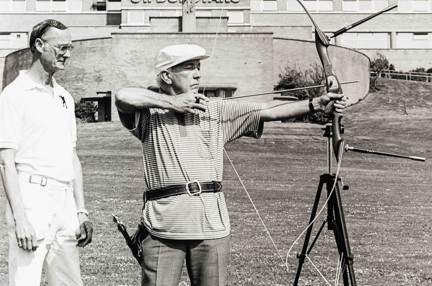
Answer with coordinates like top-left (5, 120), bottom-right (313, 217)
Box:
top-left (14, 216), bottom-right (38, 251)
top-left (317, 93), bottom-right (347, 114)
top-left (172, 92), bottom-right (209, 114)
top-left (76, 214), bottom-right (93, 247)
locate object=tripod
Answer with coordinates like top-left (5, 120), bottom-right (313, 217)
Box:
top-left (294, 124), bottom-right (356, 286)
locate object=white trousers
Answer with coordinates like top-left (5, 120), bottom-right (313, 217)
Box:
top-left (6, 173), bottom-right (83, 286)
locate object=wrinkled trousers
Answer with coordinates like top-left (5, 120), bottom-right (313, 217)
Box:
top-left (6, 172), bottom-right (82, 286)
top-left (141, 234), bottom-right (230, 286)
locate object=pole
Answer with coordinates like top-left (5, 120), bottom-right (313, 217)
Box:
top-left (345, 145), bottom-right (426, 162)
top-left (329, 4), bottom-right (398, 39)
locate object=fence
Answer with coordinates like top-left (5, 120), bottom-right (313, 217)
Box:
top-left (371, 70), bottom-right (432, 83)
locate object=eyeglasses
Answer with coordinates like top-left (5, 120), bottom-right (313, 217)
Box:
top-left (40, 38), bottom-right (74, 55)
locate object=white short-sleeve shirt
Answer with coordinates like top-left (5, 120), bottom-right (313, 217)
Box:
top-left (0, 71), bottom-right (77, 182)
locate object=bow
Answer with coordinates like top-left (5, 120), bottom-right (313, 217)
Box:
top-left (295, 1), bottom-right (398, 163)
top-left (287, 2), bottom-right (399, 284)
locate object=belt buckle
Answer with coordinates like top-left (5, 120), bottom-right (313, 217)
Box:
top-left (40, 177), bottom-right (47, 187)
top-left (29, 175), bottom-right (48, 187)
top-left (185, 180), bottom-right (202, 196)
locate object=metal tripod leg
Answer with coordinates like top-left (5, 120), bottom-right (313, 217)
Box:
top-left (326, 174), bottom-right (356, 286)
top-left (294, 173), bottom-right (356, 286)
top-left (293, 174), bottom-right (326, 285)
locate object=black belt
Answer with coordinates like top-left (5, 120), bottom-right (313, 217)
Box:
top-left (145, 181), bottom-right (223, 201)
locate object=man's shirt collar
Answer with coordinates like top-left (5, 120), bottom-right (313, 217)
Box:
top-left (18, 70), bottom-right (58, 91)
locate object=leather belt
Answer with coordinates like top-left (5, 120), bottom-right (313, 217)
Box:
top-left (145, 181), bottom-right (223, 201)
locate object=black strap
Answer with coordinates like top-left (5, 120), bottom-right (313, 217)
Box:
top-left (145, 181), bottom-right (223, 201)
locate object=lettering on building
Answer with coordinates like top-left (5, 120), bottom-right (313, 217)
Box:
top-left (132, 0), bottom-right (240, 4)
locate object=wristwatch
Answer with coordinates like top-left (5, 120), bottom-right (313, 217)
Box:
top-left (309, 98), bottom-right (316, 113)
top-left (77, 209), bottom-right (89, 217)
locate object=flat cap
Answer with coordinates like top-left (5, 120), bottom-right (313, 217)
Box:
top-left (154, 44), bottom-right (209, 72)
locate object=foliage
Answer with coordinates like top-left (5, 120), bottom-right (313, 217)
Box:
top-left (75, 100), bottom-right (97, 123)
top-left (274, 63), bottom-right (328, 124)
top-left (427, 68), bottom-right (432, 73)
top-left (370, 52), bottom-right (390, 91)
top-left (411, 67), bottom-right (426, 73)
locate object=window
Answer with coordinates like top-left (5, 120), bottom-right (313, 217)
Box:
top-left (251, 0), bottom-right (277, 12)
top-left (340, 32), bottom-right (389, 48)
top-left (159, 9), bottom-right (181, 17)
top-left (287, 0), bottom-right (333, 12)
top-left (68, 0), bottom-right (82, 12)
top-left (342, 0), bottom-right (390, 12)
top-left (0, 33), bottom-right (28, 49)
top-left (34, 0), bottom-right (83, 12)
top-left (107, 0), bottom-right (122, 11)
top-left (0, 35), bottom-right (11, 49)
top-left (196, 10), bottom-right (212, 17)
top-left (227, 11), bottom-right (244, 24)
top-left (398, 0), bottom-right (431, 12)
top-left (36, 0), bottom-right (66, 12)
top-left (127, 10), bottom-right (145, 25)
top-left (397, 33), bottom-right (431, 48)
top-left (52, 0), bottom-right (66, 11)
top-left (0, 0), bottom-right (26, 11)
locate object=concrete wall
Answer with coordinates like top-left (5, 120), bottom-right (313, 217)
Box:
top-left (2, 32), bottom-right (370, 121)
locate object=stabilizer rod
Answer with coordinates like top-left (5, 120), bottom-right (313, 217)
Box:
top-left (329, 4), bottom-right (398, 39)
top-left (345, 144), bottom-right (425, 162)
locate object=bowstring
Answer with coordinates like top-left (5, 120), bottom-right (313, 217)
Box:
top-left (206, 0), bottom-right (285, 266)
top-left (224, 149), bottom-right (285, 264)
top-left (284, 140), bottom-right (345, 284)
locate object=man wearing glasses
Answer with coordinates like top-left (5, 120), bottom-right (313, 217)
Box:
top-left (0, 19), bottom-right (92, 285)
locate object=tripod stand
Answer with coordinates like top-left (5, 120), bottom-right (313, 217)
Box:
top-left (294, 124), bottom-right (356, 286)
top-left (293, 122), bottom-right (425, 285)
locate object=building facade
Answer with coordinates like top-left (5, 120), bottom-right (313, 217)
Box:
top-left (1, 0), bottom-right (431, 73)
top-left (1, 0), bottom-right (429, 120)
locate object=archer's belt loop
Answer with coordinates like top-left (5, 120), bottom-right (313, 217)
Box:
top-left (145, 181), bottom-right (223, 201)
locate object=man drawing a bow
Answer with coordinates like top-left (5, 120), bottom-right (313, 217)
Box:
top-left (115, 44), bottom-right (347, 286)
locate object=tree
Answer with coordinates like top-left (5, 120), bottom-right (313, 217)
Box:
top-left (370, 53), bottom-right (389, 91)
top-left (275, 63), bottom-right (327, 123)
top-left (75, 100), bottom-right (97, 123)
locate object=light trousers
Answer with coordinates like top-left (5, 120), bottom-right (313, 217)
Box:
top-left (141, 234), bottom-right (230, 286)
top-left (6, 173), bottom-right (82, 286)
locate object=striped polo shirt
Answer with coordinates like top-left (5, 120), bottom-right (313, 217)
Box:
top-left (122, 98), bottom-right (263, 240)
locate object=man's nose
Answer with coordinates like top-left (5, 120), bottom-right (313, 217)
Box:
top-left (193, 68), bottom-right (201, 78)
top-left (63, 49), bottom-right (71, 58)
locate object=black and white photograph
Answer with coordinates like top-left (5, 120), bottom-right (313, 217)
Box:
top-left (0, 0), bottom-right (431, 285)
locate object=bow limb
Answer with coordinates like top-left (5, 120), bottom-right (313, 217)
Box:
top-left (296, 0), bottom-right (344, 161)
top-left (315, 31), bottom-right (345, 162)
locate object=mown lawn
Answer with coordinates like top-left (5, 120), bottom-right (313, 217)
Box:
top-left (1, 79), bottom-right (431, 285)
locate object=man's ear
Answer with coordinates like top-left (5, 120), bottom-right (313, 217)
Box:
top-left (34, 38), bottom-right (45, 54)
top-left (160, 71), bottom-right (172, 85)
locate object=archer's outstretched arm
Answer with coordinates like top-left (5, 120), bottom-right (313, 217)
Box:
top-left (260, 93), bottom-right (347, 122)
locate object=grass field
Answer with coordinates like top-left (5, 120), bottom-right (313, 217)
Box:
top-left (1, 79), bottom-right (431, 285)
